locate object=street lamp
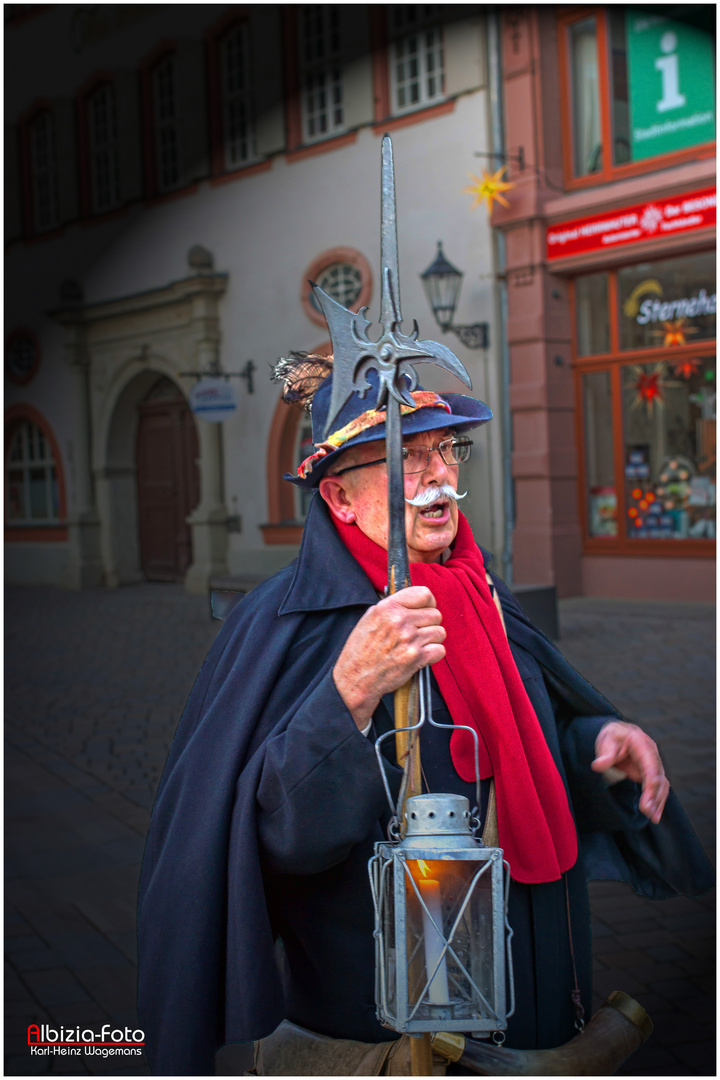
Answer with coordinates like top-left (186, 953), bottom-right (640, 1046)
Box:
top-left (420, 243), bottom-right (489, 350)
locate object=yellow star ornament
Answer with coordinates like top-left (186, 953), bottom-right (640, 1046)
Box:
top-left (463, 166), bottom-right (514, 212)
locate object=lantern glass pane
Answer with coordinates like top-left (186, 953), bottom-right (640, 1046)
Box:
top-left (404, 858), bottom-right (498, 1024)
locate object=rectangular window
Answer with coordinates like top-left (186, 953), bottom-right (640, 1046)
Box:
top-left (561, 8), bottom-right (715, 186)
top-left (618, 252), bottom-right (716, 351)
top-left (389, 7), bottom-right (445, 115)
top-left (622, 358), bottom-right (715, 540)
top-left (6, 421), bottom-right (60, 524)
top-left (299, 5), bottom-right (344, 142)
top-left (89, 83), bottom-right (120, 213)
top-left (575, 272), bottom-right (610, 356)
top-left (574, 251), bottom-right (716, 552)
top-left (153, 56), bottom-right (180, 191)
top-left (569, 17), bottom-right (602, 176)
top-left (583, 370), bottom-right (617, 537)
top-left (30, 110), bottom-right (60, 232)
top-left (222, 24), bottom-right (256, 168)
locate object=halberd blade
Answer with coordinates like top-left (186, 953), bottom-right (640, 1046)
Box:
top-left (312, 284), bottom-right (373, 437)
top-left (413, 339), bottom-right (473, 388)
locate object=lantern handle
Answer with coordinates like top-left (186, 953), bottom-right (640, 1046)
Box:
top-left (373, 666), bottom-right (484, 824)
top-left (373, 697), bottom-right (427, 819)
top-left (419, 666), bottom-right (483, 822)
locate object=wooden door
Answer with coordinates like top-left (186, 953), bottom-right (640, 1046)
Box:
top-left (136, 394), bottom-right (200, 581)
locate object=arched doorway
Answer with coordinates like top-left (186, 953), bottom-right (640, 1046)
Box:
top-left (136, 377), bottom-right (200, 581)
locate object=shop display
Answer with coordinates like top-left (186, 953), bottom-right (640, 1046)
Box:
top-left (589, 486), bottom-right (617, 536)
top-left (630, 363), bottom-right (665, 414)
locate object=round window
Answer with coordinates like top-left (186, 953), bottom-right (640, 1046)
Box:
top-left (301, 247), bottom-right (373, 327)
top-left (6, 331), bottom-right (40, 386)
top-left (311, 262), bottom-right (363, 311)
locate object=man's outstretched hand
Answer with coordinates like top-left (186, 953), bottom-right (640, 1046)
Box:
top-left (592, 720), bottom-right (669, 824)
top-left (333, 586), bottom-right (446, 730)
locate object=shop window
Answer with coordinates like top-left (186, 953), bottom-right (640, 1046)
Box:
top-left (560, 8), bottom-right (715, 187)
top-left (29, 109), bottom-right (59, 232)
top-left (618, 252), bottom-right (716, 351)
top-left (622, 359), bottom-right (715, 540)
top-left (220, 23), bottom-right (256, 168)
top-left (88, 83), bottom-right (120, 213)
top-left (6, 419), bottom-right (60, 523)
top-left (298, 5), bottom-right (344, 143)
top-left (583, 370), bottom-right (616, 537)
top-left (574, 250), bottom-right (715, 552)
top-left (389, 6), bottom-right (445, 116)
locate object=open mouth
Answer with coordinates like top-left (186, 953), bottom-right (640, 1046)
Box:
top-left (419, 500), bottom-right (449, 520)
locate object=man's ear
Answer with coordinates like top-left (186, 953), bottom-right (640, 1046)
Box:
top-left (318, 476), bottom-right (357, 523)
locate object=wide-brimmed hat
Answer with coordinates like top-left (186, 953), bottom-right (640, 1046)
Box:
top-left (284, 368), bottom-right (492, 489)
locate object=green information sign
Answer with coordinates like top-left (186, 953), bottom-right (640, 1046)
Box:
top-left (626, 10), bottom-right (715, 162)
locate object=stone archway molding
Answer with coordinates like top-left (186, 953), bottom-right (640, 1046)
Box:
top-left (52, 266), bottom-right (230, 592)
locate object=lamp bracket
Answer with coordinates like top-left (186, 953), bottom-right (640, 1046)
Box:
top-left (450, 323), bottom-right (489, 350)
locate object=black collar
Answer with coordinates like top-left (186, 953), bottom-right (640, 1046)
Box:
top-left (278, 492), bottom-right (492, 616)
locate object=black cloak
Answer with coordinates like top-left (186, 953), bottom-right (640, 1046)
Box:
top-left (137, 496), bottom-right (713, 1075)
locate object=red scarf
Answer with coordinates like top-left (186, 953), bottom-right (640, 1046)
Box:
top-left (334, 512), bottom-right (578, 883)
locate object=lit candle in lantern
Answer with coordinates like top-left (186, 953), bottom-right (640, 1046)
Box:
top-left (417, 861), bottom-right (450, 1005)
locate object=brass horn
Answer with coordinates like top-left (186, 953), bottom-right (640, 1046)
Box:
top-left (431, 992), bottom-right (653, 1076)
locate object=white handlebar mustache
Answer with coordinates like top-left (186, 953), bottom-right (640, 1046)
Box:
top-left (405, 485), bottom-right (467, 507)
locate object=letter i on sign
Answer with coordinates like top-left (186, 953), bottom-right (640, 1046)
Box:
top-left (655, 31), bottom-right (686, 113)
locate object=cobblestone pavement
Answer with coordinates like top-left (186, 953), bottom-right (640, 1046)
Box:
top-left (5, 585), bottom-right (715, 1076)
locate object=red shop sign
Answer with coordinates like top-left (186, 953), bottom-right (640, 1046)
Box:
top-left (546, 187), bottom-right (716, 261)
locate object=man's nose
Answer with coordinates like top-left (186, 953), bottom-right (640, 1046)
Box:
top-left (421, 446), bottom-right (451, 483)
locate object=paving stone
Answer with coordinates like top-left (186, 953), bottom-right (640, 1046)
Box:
top-left (589, 933), bottom-right (624, 955)
top-left (649, 977), bottom-right (705, 1000)
top-left (5, 1053), bottom-right (51, 1075)
top-left (688, 974), bottom-right (715, 996)
top-left (676, 955), bottom-right (715, 977)
top-left (627, 962), bottom-right (688, 983)
top-left (617, 930), bottom-right (682, 949)
top-left (72, 966), bottom-right (138, 1015)
top-left (645, 943), bottom-right (692, 962)
top-left (592, 969), bottom-right (648, 998)
top-left (22, 969), bottom-right (92, 1008)
top-left (598, 948), bottom-right (649, 969)
top-left (648, 1012), bottom-right (715, 1048)
top-left (6, 948), bottom-right (64, 973)
top-left (674, 996), bottom-right (717, 1023)
top-left (670, 1039), bottom-right (717, 1071)
top-left (615, 1037), bottom-right (689, 1074)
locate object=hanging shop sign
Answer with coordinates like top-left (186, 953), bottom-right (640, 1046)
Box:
top-left (625, 10), bottom-right (716, 162)
top-left (189, 378), bottom-right (238, 422)
top-left (546, 187), bottom-right (715, 261)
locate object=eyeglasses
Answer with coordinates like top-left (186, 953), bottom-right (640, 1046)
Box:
top-left (333, 437), bottom-right (472, 477)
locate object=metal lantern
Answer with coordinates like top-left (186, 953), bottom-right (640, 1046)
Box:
top-left (369, 791), bottom-right (514, 1037)
top-left (420, 242), bottom-right (463, 331)
top-left (420, 242), bottom-right (490, 349)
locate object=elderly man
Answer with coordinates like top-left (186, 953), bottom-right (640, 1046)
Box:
top-left (138, 360), bottom-right (712, 1076)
